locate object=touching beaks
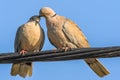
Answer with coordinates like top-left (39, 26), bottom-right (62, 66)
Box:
top-left (39, 13), bottom-right (44, 17)
top-left (38, 15), bottom-right (41, 18)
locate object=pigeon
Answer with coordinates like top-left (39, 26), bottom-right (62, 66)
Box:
top-left (39, 7), bottom-right (110, 77)
top-left (11, 15), bottom-right (45, 78)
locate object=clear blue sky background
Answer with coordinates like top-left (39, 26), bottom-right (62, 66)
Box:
top-left (0, 0), bottom-right (120, 80)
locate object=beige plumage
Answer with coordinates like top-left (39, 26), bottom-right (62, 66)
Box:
top-left (39, 7), bottom-right (110, 77)
top-left (11, 15), bottom-right (44, 78)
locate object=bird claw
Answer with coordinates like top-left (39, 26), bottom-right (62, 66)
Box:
top-left (60, 47), bottom-right (71, 52)
top-left (19, 50), bottom-right (27, 55)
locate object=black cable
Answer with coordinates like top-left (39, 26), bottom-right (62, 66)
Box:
top-left (0, 46), bottom-right (120, 64)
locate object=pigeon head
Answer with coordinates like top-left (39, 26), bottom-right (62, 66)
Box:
top-left (29, 15), bottom-right (40, 22)
top-left (39, 7), bottom-right (56, 18)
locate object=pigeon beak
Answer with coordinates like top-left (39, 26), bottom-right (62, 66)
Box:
top-left (38, 15), bottom-right (41, 18)
top-left (39, 13), bottom-right (44, 17)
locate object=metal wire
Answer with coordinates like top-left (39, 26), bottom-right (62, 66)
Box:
top-left (0, 46), bottom-right (120, 64)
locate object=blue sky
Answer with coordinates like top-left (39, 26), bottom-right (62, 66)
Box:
top-left (0, 0), bottom-right (120, 80)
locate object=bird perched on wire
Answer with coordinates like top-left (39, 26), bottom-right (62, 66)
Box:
top-left (39, 7), bottom-right (110, 77)
top-left (11, 15), bottom-right (45, 78)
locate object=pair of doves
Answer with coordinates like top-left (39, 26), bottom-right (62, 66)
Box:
top-left (10, 7), bottom-right (110, 78)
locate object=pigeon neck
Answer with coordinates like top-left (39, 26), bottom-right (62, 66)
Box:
top-left (51, 14), bottom-right (57, 17)
top-left (35, 20), bottom-right (39, 24)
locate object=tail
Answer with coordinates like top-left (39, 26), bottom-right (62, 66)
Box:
top-left (11, 62), bottom-right (32, 78)
top-left (84, 58), bottom-right (110, 77)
